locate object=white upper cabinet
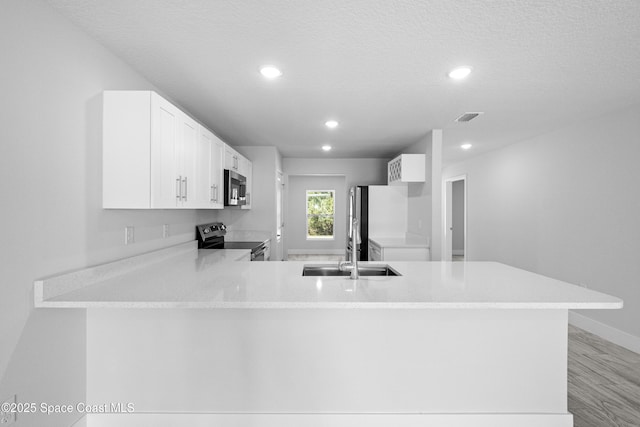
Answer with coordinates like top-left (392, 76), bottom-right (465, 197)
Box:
top-left (209, 133), bottom-right (225, 209)
top-left (172, 109), bottom-right (198, 208)
top-left (103, 90), bottom-right (249, 210)
top-left (104, 91), bottom-right (222, 209)
top-left (195, 127), bottom-right (224, 209)
top-left (240, 156), bottom-right (252, 210)
top-left (224, 143), bottom-right (253, 209)
top-left (387, 154), bottom-right (426, 184)
top-left (148, 93), bottom-right (198, 208)
top-left (224, 144), bottom-right (240, 172)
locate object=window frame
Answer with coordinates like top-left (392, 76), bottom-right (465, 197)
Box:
top-left (305, 189), bottom-right (336, 240)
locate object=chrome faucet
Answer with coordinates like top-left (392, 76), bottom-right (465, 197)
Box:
top-left (339, 218), bottom-right (361, 279)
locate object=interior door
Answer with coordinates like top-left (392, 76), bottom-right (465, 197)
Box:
top-left (444, 180), bottom-right (453, 261)
top-left (276, 171), bottom-right (284, 261)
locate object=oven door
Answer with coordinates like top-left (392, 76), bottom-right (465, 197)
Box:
top-left (224, 170), bottom-right (247, 206)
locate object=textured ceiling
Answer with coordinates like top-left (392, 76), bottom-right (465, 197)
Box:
top-left (44, 0), bottom-right (640, 163)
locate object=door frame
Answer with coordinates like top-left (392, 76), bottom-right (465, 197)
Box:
top-left (442, 174), bottom-right (467, 261)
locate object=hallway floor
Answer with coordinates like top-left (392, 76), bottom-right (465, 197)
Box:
top-left (569, 325), bottom-right (640, 426)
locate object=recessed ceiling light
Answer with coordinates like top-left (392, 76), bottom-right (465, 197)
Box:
top-left (448, 66), bottom-right (472, 80)
top-left (461, 143), bottom-right (473, 150)
top-left (322, 145), bottom-right (332, 152)
top-left (260, 66), bottom-right (282, 79)
top-left (325, 120), bottom-right (339, 129)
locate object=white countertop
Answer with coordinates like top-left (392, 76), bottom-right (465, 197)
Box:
top-left (34, 242), bottom-right (622, 309)
top-left (224, 229), bottom-right (271, 243)
top-left (199, 248), bottom-right (251, 263)
top-left (369, 235), bottom-right (430, 248)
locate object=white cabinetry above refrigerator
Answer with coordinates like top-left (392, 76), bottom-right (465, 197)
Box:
top-left (387, 154), bottom-right (425, 184)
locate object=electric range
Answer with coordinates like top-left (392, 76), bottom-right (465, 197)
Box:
top-left (196, 222), bottom-right (269, 261)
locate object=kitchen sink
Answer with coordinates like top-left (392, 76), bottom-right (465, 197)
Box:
top-left (302, 264), bottom-right (401, 277)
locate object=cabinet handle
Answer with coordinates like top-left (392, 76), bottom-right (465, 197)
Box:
top-left (176, 176), bottom-right (181, 201)
top-left (214, 184), bottom-right (218, 202)
top-left (183, 177), bottom-right (188, 201)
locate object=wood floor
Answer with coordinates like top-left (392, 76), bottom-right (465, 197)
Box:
top-left (569, 325), bottom-right (640, 426)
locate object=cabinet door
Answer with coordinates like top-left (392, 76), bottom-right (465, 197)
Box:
top-left (210, 136), bottom-right (224, 209)
top-left (194, 126), bottom-right (213, 208)
top-left (150, 93), bottom-right (180, 208)
top-left (224, 144), bottom-right (238, 171)
top-left (178, 112), bottom-right (198, 208)
top-left (241, 157), bottom-right (252, 210)
top-left (103, 91), bottom-right (152, 208)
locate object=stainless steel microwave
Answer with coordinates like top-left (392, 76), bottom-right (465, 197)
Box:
top-left (224, 169), bottom-right (247, 206)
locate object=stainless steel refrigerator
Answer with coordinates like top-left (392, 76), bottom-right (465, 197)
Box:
top-left (347, 185), bottom-right (408, 261)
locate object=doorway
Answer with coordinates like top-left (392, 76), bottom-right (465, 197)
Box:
top-left (443, 175), bottom-right (467, 261)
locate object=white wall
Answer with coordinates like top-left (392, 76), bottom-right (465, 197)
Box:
top-left (393, 130), bottom-right (442, 258)
top-left (287, 175), bottom-right (346, 252)
top-left (282, 158), bottom-right (387, 256)
top-left (0, 1), bottom-right (201, 424)
top-left (443, 104), bottom-right (640, 339)
top-left (452, 180), bottom-right (465, 254)
top-left (397, 137), bottom-right (433, 240)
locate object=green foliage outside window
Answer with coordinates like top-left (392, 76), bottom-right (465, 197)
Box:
top-left (307, 190), bottom-right (335, 238)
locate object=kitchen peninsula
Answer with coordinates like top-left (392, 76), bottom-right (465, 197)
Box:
top-left (35, 242), bottom-right (622, 427)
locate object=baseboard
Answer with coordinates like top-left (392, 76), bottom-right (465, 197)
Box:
top-left (569, 311), bottom-right (640, 354)
top-left (85, 413), bottom-right (573, 427)
top-left (288, 249), bottom-right (345, 255)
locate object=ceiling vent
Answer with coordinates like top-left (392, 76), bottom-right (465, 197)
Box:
top-left (455, 112), bottom-right (484, 123)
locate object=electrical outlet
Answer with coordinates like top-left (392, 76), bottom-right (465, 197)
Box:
top-left (125, 226), bottom-right (135, 245)
top-left (163, 224), bottom-right (170, 238)
top-left (0, 395), bottom-right (16, 425)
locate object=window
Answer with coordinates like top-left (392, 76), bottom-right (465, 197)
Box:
top-left (306, 190), bottom-right (335, 239)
